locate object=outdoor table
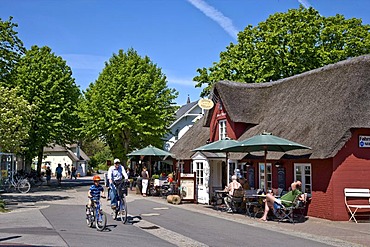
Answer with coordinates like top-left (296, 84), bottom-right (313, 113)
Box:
top-left (214, 190), bottom-right (228, 210)
top-left (244, 194), bottom-right (270, 218)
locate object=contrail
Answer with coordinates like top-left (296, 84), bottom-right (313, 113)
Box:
top-left (187, 0), bottom-right (238, 40)
top-left (298, 0), bottom-right (312, 8)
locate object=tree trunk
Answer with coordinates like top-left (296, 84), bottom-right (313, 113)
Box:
top-left (36, 146), bottom-right (44, 175)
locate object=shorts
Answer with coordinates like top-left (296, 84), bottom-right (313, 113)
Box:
top-left (273, 202), bottom-right (282, 213)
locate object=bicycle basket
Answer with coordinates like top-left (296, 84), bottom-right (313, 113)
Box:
top-left (116, 181), bottom-right (128, 197)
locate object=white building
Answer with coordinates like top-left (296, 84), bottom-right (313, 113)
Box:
top-left (38, 144), bottom-right (90, 176)
top-left (164, 97), bottom-right (203, 151)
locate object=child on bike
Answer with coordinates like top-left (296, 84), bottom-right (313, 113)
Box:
top-left (86, 175), bottom-right (106, 217)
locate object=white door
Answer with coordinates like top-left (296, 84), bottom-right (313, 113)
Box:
top-left (194, 160), bottom-right (209, 204)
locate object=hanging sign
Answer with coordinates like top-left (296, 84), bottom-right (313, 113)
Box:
top-left (198, 98), bottom-right (214, 110)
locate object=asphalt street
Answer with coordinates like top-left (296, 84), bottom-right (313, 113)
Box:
top-left (1, 177), bottom-right (369, 247)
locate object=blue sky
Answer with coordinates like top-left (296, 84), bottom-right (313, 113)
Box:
top-left (1, 0), bottom-right (369, 105)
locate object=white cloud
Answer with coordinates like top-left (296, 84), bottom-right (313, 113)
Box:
top-left (167, 76), bottom-right (197, 87)
top-left (61, 54), bottom-right (107, 70)
top-left (187, 0), bottom-right (239, 40)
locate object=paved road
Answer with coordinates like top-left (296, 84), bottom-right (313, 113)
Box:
top-left (1, 177), bottom-right (369, 246)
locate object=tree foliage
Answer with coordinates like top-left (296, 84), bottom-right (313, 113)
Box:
top-left (194, 6), bottom-right (370, 96)
top-left (81, 139), bottom-right (112, 169)
top-left (82, 48), bottom-right (178, 163)
top-left (0, 86), bottom-right (32, 153)
top-left (11, 46), bottom-right (81, 171)
top-left (0, 17), bottom-right (25, 84)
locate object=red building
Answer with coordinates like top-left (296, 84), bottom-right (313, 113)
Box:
top-left (171, 55), bottom-right (370, 220)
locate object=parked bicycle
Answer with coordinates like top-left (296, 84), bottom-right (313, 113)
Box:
top-left (86, 196), bottom-right (107, 231)
top-left (3, 172), bottom-right (31, 193)
top-left (111, 180), bottom-right (128, 224)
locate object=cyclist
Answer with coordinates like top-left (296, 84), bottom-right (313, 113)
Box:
top-left (107, 158), bottom-right (128, 210)
top-left (86, 175), bottom-right (106, 217)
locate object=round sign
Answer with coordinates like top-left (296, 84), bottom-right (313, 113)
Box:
top-left (198, 98), bottom-right (214, 110)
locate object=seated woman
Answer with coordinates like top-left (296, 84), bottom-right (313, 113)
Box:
top-left (260, 180), bottom-right (304, 221)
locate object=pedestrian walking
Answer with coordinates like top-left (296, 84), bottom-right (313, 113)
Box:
top-left (55, 163), bottom-right (63, 186)
top-left (141, 166), bottom-right (149, 197)
top-left (45, 166), bottom-right (52, 186)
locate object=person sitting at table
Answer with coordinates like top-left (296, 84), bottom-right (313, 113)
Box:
top-left (224, 175), bottom-right (242, 213)
top-left (239, 177), bottom-right (251, 190)
top-left (259, 180), bottom-right (304, 221)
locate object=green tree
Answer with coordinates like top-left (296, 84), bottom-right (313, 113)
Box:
top-left (81, 139), bottom-right (112, 169)
top-left (194, 6), bottom-right (370, 96)
top-left (82, 48), bottom-right (178, 163)
top-left (11, 45), bottom-right (81, 173)
top-left (0, 86), bottom-right (32, 153)
top-left (0, 17), bottom-right (25, 84)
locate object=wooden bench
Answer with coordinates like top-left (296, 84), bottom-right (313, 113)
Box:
top-left (344, 188), bottom-right (370, 223)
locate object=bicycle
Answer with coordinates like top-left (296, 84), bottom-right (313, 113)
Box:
top-left (3, 173), bottom-right (31, 193)
top-left (111, 180), bottom-right (128, 224)
top-left (86, 196), bottom-right (107, 231)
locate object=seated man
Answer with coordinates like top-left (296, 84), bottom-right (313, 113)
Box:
top-left (260, 180), bottom-right (304, 221)
top-left (224, 175), bottom-right (242, 213)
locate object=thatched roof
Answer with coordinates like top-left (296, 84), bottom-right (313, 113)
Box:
top-left (208, 55), bottom-right (370, 159)
top-left (170, 117), bottom-right (209, 160)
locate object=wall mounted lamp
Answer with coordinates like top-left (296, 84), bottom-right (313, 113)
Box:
top-left (274, 161), bottom-right (283, 168)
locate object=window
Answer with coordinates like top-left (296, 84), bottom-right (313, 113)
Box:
top-left (259, 163), bottom-right (272, 190)
top-left (195, 162), bottom-right (204, 186)
top-left (294, 163), bottom-right (312, 194)
top-left (219, 120), bottom-right (226, 140)
top-left (174, 129), bottom-right (179, 140)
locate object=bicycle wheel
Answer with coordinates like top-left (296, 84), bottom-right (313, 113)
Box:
top-left (119, 196), bottom-right (127, 224)
top-left (86, 208), bottom-right (95, 227)
top-left (112, 208), bottom-right (118, 220)
top-left (3, 180), bottom-right (14, 193)
top-left (95, 209), bottom-right (107, 231)
top-left (17, 179), bottom-right (31, 193)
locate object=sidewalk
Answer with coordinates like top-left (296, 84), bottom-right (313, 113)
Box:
top-left (1, 176), bottom-right (369, 247)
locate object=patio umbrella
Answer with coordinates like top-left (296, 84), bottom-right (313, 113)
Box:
top-left (192, 138), bottom-right (240, 152)
top-left (127, 145), bottom-right (174, 176)
top-left (222, 132), bottom-right (311, 190)
top-left (192, 138), bottom-right (240, 184)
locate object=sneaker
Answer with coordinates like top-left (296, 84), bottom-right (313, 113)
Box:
top-left (227, 208), bottom-right (233, 213)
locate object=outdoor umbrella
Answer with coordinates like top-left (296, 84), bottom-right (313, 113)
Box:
top-left (192, 138), bottom-right (240, 152)
top-left (127, 145), bottom-right (174, 176)
top-left (192, 138), bottom-right (240, 184)
top-left (222, 132), bottom-right (311, 190)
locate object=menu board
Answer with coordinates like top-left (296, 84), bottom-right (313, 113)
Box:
top-left (180, 179), bottom-right (195, 200)
top-left (179, 172), bottom-right (196, 202)
top-left (277, 167), bottom-right (286, 190)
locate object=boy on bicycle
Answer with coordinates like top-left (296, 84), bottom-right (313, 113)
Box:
top-left (86, 175), bottom-right (106, 217)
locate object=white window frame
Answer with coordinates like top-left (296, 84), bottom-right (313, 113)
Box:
top-left (258, 163), bottom-right (272, 190)
top-left (219, 120), bottom-right (227, 140)
top-left (294, 163), bottom-right (312, 194)
top-left (195, 162), bottom-right (204, 186)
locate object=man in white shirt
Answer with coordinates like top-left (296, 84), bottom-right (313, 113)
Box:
top-left (224, 175), bottom-right (242, 213)
top-left (107, 158), bottom-right (128, 209)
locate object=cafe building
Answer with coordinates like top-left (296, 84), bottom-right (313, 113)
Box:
top-left (170, 54), bottom-right (370, 220)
